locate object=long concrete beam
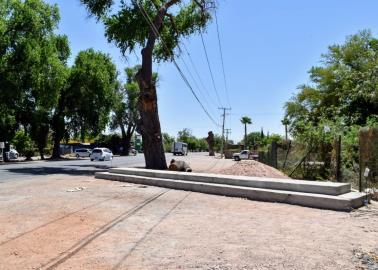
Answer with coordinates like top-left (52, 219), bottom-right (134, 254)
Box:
top-left (95, 172), bottom-right (367, 211)
top-left (109, 168), bottom-right (351, 196)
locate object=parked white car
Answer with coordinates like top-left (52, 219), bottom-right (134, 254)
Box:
top-left (90, 148), bottom-right (113, 161)
top-left (233, 150), bottom-right (250, 161)
top-left (74, 148), bottom-right (92, 158)
top-left (6, 146), bottom-right (19, 160)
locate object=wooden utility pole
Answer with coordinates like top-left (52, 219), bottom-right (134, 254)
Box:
top-left (219, 107), bottom-right (231, 158)
top-left (225, 129), bottom-right (231, 151)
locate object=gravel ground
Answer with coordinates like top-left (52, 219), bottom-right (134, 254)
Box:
top-left (1, 174), bottom-right (378, 270)
top-left (167, 154), bottom-right (290, 179)
top-left (216, 160), bottom-right (290, 178)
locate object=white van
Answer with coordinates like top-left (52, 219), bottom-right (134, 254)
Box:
top-left (172, 142), bottom-right (188, 156)
top-left (90, 148), bottom-right (113, 161)
top-left (74, 148), bottom-right (92, 158)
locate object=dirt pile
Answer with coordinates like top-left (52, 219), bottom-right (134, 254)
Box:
top-left (217, 160), bottom-right (290, 179)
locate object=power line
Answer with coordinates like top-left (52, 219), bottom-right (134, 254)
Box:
top-left (177, 44), bottom-right (218, 114)
top-left (180, 43), bottom-right (219, 109)
top-left (214, 9), bottom-right (231, 107)
top-left (135, 1), bottom-right (220, 128)
top-left (200, 30), bottom-right (223, 107)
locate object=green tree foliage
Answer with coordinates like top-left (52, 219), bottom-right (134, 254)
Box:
top-left (177, 128), bottom-right (196, 150)
top-left (245, 132), bottom-right (283, 150)
top-left (11, 130), bottom-right (35, 160)
top-left (285, 30), bottom-right (378, 178)
top-left (96, 133), bottom-right (122, 153)
top-left (110, 66), bottom-right (156, 155)
top-left (65, 49), bottom-right (118, 141)
top-left (176, 128), bottom-right (208, 151)
top-left (162, 132), bottom-right (174, 152)
top-left (0, 0), bottom-right (69, 159)
top-left (213, 133), bottom-right (223, 152)
top-left (286, 30), bottom-right (378, 142)
top-left (80, 0), bottom-right (216, 169)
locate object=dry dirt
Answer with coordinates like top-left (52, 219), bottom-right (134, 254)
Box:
top-left (216, 160), bottom-right (290, 178)
top-left (168, 154), bottom-right (288, 179)
top-left (1, 174), bottom-right (378, 270)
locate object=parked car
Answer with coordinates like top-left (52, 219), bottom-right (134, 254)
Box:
top-left (172, 142), bottom-right (188, 156)
top-left (233, 150), bottom-right (250, 161)
top-left (74, 148), bottom-right (92, 158)
top-left (129, 148), bottom-right (137, 156)
top-left (90, 148), bottom-right (113, 161)
top-left (5, 145), bottom-right (19, 160)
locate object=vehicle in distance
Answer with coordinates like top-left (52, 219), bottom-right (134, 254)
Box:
top-left (172, 142), bottom-right (188, 156)
top-left (90, 148), bottom-right (113, 161)
top-left (74, 148), bottom-right (92, 158)
top-left (129, 148), bottom-right (137, 156)
top-left (233, 150), bottom-right (250, 161)
top-left (6, 146), bottom-right (19, 160)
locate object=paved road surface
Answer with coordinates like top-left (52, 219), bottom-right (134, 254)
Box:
top-left (0, 154), bottom-right (146, 182)
top-left (0, 152), bottom-right (224, 182)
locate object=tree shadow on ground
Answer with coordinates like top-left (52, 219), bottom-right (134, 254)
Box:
top-left (5, 166), bottom-right (107, 177)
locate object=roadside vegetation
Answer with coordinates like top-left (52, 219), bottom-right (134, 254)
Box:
top-left (282, 31), bottom-right (378, 186)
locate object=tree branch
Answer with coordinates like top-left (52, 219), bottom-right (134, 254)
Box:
top-left (165, 12), bottom-right (178, 38)
top-left (192, 0), bottom-right (205, 11)
top-left (164, 0), bottom-right (181, 9)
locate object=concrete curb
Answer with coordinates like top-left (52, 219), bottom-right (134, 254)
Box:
top-left (95, 170), bottom-right (368, 211)
top-left (109, 168), bottom-right (351, 196)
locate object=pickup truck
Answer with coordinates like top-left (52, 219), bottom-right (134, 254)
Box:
top-left (232, 150), bottom-right (250, 161)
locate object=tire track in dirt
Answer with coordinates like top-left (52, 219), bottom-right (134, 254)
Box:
top-left (111, 192), bottom-right (191, 270)
top-left (40, 190), bottom-right (169, 270)
top-left (0, 187), bottom-right (138, 247)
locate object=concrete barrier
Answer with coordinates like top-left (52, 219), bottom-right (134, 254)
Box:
top-left (95, 168), bottom-right (369, 211)
top-left (95, 172), bottom-right (367, 211)
top-left (108, 168), bottom-right (351, 196)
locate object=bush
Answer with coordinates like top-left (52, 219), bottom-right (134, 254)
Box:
top-left (11, 130), bottom-right (36, 158)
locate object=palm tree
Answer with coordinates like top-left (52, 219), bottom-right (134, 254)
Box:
top-left (281, 117), bottom-right (290, 141)
top-left (240, 116), bottom-right (252, 149)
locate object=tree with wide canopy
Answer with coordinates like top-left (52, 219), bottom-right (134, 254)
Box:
top-left (80, 0), bottom-right (216, 169)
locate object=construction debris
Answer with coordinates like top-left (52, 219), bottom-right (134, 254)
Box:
top-left (66, 187), bottom-right (86, 192)
top-left (169, 159), bottom-right (192, 172)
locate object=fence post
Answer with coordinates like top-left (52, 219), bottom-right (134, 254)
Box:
top-left (335, 135), bottom-right (342, 182)
top-left (258, 151), bottom-right (265, 164)
top-left (271, 141), bottom-right (278, 168)
top-left (359, 128), bottom-right (378, 191)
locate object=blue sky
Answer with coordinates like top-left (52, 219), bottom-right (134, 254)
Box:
top-left (46, 0), bottom-right (378, 142)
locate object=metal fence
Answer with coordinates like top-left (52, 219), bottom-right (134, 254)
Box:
top-left (258, 128), bottom-right (378, 192)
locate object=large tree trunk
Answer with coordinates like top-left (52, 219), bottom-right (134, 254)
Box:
top-left (136, 77), bottom-right (167, 169)
top-left (51, 95), bottom-right (65, 159)
top-left (51, 128), bottom-right (62, 159)
top-left (135, 6), bottom-right (170, 170)
top-left (120, 125), bottom-right (135, 156)
top-left (120, 125), bottom-right (128, 156)
top-left (38, 146), bottom-right (45, 160)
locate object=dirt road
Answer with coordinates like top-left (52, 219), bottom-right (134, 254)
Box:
top-left (1, 174), bottom-right (377, 270)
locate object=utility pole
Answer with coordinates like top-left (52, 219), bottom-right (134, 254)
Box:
top-left (225, 129), bottom-right (231, 151)
top-left (219, 107), bottom-right (231, 158)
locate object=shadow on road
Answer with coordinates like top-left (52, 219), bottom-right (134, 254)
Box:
top-left (63, 164), bottom-right (111, 169)
top-left (4, 166), bottom-right (108, 177)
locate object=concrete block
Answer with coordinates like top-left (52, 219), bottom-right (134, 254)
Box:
top-left (95, 172), bottom-right (367, 211)
top-left (109, 168), bottom-right (351, 196)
